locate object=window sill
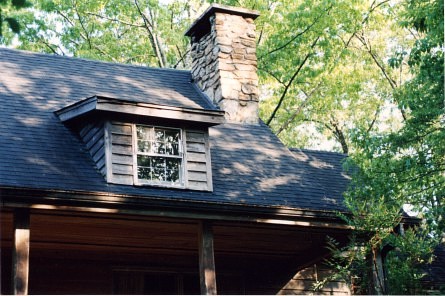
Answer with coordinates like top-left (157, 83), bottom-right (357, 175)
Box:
top-left (134, 181), bottom-right (186, 190)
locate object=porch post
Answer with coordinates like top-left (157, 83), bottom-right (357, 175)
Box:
top-left (198, 221), bottom-right (217, 295)
top-left (368, 246), bottom-right (386, 295)
top-left (12, 208), bottom-right (30, 295)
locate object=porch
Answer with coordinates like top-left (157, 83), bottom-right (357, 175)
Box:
top-left (1, 207), bottom-right (350, 294)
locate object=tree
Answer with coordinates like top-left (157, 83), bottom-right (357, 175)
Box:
top-left (3, 0), bottom-right (205, 67)
top-left (0, 0), bottom-right (30, 38)
top-left (336, 0), bottom-right (444, 293)
top-left (214, 0), bottom-right (412, 154)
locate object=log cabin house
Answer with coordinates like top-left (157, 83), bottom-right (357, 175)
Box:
top-left (0, 4), bottom-right (355, 295)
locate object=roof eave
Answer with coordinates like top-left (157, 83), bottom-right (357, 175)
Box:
top-left (0, 186), bottom-right (351, 230)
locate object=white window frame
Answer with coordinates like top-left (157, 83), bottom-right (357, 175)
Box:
top-left (133, 124), bottom-right (185, 187)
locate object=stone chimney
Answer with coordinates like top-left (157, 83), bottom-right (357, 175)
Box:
top-left (185, 4), bottom-right (260, 124)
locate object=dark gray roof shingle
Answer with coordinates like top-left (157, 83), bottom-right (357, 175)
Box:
top-left (0, 47), bottom-right (214, 109)
top-left (0, 48), bottom-right (349, 212)
top-left (290, 148), bottom-right (350, 204)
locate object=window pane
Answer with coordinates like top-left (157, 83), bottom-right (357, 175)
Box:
top-left (152, 157), bottom-right (166, 169)
top-left (152, 168), bottom-right (165, 181)
top-left (137, 140), bottom-right (151, 153)
top-left (137, 156), bottom-right (152, 180)
top-left (165, 142), bottom-right (179, 156)
top-left (153, 141), bottom-right (165, 154)
top-left (154, 129), bottom-right (164, 141)
top-left (164, 129), bottom-right (179, 141)
top-left (138, 167), bottom-right (152, 181)
top-left (137, 155), bottom-right (151, 167)
top-left (166, 158), bottom-right (181, 182)
top-left (137, 126), bottom-right (152, 141)
top-left (164, 129), bottom-right (180, 155)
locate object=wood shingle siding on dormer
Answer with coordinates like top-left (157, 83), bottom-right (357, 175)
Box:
top-left (79, 121), bottom-right (106, 177)
top-left (106, 122), bottom-right (134, 185)
top-left (184, 130), bottom-right (213, 191)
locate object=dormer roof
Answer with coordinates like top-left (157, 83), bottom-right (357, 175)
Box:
top-left (56, 95), bottom-right (225, 126)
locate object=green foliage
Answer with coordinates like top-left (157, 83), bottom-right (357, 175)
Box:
top-left (337, 0), bottom-right (444, 293)
top-left (315, 236), bottom-right (370, 295)
top-left (385, 228), bottom-right (436, 294)
top-left (319, 227), bottom-right (438, 294)
top-left (0, 0), bottom-right (30, 38)
top-left (4, 16), bottom-right (19, 32)
top-left (2, 0), bottom-right (205, 66)
top-left (249, 0), bottom-right (411, 153)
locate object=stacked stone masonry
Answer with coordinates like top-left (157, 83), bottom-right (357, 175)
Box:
top-left (191, 12), bottom-right (259, 124)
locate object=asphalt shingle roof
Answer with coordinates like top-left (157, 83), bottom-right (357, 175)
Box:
top-left (0, 48), bottom-right (349, 212)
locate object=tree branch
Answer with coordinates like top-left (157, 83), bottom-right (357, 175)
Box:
top-left (174, 46), bottom-right (189, 69)
top-left (85, 12), bottom-right (144, 28)
top-left (72, 0), bottom-right (92, 50)
top-left (276, 80), bottom-right (323, 135)
top-left (257, 66), bottom-right (285, 86)
top-left (56, 10), bottom-right (76, 28)
top-left (56, 9), bottom-right (92, 51)
top-left (366, 106), bottom-right (381, 134)
top-left (266, 36), bottom-right (320, 126)
top-left (41, 39), bottom-right (61, 55)
top-left (330, 118), bottom-right (349, 154)
top-left (260, 4), bottom-right (332, 60)
top-left (134, 0), bottom-right (166, 68)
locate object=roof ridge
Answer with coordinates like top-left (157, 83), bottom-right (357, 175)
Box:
top-left (0, 47), bottom-right (191, 74)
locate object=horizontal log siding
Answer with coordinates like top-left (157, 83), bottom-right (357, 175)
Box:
top-left (277, 264), bottom-right (351, 295)
top-left (107, 122), bottom-right (134, 185)
top-left (185, 130), bottom-right (212, 191)
top-left (80, 122), bottom-right (106, 176)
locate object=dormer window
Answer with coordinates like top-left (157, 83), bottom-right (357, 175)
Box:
top-left (136, 125), bottom-right (183, 186)
top-left (55, 96), bottom-right (225, 191)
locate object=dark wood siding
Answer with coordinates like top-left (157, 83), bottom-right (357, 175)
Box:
top-left (79, 121), bottom-right (106, 176)
top-left (278, 264), bottom-right (351, 295)
top-left (106, 121), bottom-right (134, 185)
top-left (184, 130), bottom-right (212, 191)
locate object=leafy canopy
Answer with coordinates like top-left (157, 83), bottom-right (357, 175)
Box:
top-left (338, 0), bottom-right (444, 293)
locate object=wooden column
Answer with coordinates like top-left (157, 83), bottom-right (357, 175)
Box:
top-left (368, 246), bottom-right (386, 295)
top-left (12, 209), bottom-right (30, 295)
top-left (198, 221), bottom-right (217, 295)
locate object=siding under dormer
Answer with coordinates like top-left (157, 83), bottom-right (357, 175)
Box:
top-left (184, 130), bottom-right (213, 191)
top-left (105, 121), bottom-right (134, 185)
top-left (79, 121), bottom-right (106, 177)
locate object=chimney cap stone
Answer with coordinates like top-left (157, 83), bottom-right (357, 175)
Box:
top-left (185, 4), bottom-right (260, 41)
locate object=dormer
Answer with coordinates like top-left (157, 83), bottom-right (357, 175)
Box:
top-left (56, 95), bottom-right (225, 191)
